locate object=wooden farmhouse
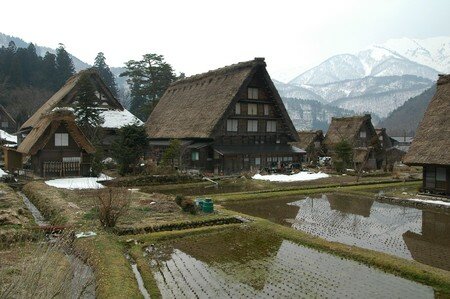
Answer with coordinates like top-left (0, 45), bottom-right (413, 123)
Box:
top-left (145, 58), bottom-right (303, 174)
top-left (16, 110), bottom-right (95, 177)
top-left (18, 69), bottom-right (142, 150)
top-left (376, 128), bottom-right (406, 171)
top-left (290, 130), bottom-right (325, 165)
top-left (323, 114), bottom-right (383, 170)
top-left (0, 104), bottom-right (17, 134)
top-left (404, 74), bottom-right (450, 196)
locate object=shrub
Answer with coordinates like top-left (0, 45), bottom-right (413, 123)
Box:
top-left (93, 188), bottom-right (131, 228)
top-left (180, 199), bottom-right (197, 215)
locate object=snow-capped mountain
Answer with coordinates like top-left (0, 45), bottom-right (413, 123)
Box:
top-left (290, 43), bottom-right (440, 85)
top-left (279, 37), bottom-right (448, 126)
top-left (381, 37), bottom-right (450, 73)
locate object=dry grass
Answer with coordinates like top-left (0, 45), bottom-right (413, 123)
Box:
top-left (0, 233), bottom-right (95, 299)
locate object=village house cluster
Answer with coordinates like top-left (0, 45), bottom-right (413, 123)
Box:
top-left (0, 58), bottom-right (448, 196)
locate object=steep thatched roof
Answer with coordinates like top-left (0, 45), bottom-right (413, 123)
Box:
top-left (0, 104), bottom-right (16, 126)
top-left (404, 74), bottom-right (450, 166)
top-left (324, 114), bottom-right (372, 148)
top-left (353, 147), bottom-right (371, 163)
top-left (292, 130), bottom-right (323, 150)
top-left (17, 110), bottom-right (95, 155)
top-left (146, 58), bottom-right (298, 140)
top-left (20, 69), bottom-right (123, 131)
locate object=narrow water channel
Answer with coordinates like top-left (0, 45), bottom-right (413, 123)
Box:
top-left (18, 191), bottom-right (96, 299)
top-left (125, 253), bottom-right (151, 299)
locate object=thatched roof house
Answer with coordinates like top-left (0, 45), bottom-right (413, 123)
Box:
top-left (404, 74), bottom-right (450, 195)
top-left (146, 58), bottom-right (302, 174)
top-left (17, 110), bottom-right (95, 177)
top-left (290, 130), bottom-right (324, 164)
top-left (0, 104), bottom-right (17, 134)
top-left (19, 69), bottom-right (142, 147)
top-left (324, 114), bottom-right (382, 170)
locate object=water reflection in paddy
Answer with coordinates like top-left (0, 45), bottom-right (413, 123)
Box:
top-left (224, 194), bottom-right (450, 271)
top-left (146, 227), bottom-right (433, 298)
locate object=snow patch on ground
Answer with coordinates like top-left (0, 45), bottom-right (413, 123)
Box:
top-left (45, 174), bottom-right (113, 190)
top-left (252, 171), bottom-right (329, 182)
top-left (100, 109), bottom-right (143, 129)
top-left (406, 197), bottom-right (450, 207)
top-left (0, 168), bottom-right (7, 177)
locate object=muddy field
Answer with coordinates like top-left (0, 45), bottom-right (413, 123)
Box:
top-left (224, 193), bottom-right (450, 271)
top-left (144, 227), bottom-right (434, 298)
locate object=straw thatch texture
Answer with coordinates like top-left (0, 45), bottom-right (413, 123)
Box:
top-left (20, 69), bottom-right (122, 131)
top-left (404, 74), bottom-right (450, 166)
top-left (323, 114), bottom-right (371, 148)
top-left (17, 110), bottom-right (95, 155)
top-left (146, 58), bottom-right (298, 140)
top-left (292, 130), bottom-right (323, 150)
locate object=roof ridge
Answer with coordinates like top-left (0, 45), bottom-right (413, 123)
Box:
top-left (170, 58), bottom-right (265, 87)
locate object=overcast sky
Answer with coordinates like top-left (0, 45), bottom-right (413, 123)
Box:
top-left (1, 0), bottom-right (449, 81)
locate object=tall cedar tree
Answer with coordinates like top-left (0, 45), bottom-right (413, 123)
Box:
top-left (120, 53), bottom-right (176, 121)
top-left (74, 73), bottom-right (104, 140)
top-left (112, 124), bottom-right (148, 175)
top-left (55, 44), bottom-right (75, 88)
top-left (93, 52), bottom-right (118, 97)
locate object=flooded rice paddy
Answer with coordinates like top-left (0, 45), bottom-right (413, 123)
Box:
top-left (145, 227), bottom-right (434, 298)
top-left (224, 193), bottom-right (450, 271)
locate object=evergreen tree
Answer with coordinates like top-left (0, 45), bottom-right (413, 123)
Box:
top-left (112, 124), bottom-right (148, 175)
top-left (93, 52), bottom-right (118, 97)
top-left (74, 73), bottom-right (104, 140)
top-left (334, 139), bottom-right (353, 172)
top-left (121, 53), bottom-right (176, 121)
top-left (55, 43), bottom-right (75, 88)
top-left (42, 52), bottom-right (58, 90)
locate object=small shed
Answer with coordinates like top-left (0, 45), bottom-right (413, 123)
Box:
top-left (17, 110), bottom-right (96, 177)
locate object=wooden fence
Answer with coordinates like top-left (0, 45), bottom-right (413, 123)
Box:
top-left (43, 161), bottom-right (81, 177)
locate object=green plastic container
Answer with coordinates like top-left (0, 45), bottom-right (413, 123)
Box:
top-left (195, 198), bottom-right (204, 208)
top-left (202, 198), bottom-right (214, 213)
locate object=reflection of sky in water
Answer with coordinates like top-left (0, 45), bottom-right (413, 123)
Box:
top-left (149, 240), bottom-right (433, 298)
top-left (288, 195), bottom-right (422, 259)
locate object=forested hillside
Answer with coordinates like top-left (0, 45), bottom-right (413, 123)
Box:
top-left (378, 85), bottom-right (436, 136)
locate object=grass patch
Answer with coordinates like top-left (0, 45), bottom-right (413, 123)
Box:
top-left (75, 233), bottom-right (142, 298)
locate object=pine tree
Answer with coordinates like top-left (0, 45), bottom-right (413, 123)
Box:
top-left (74, 73), bottom-right (104, 140)
top-left (93, 52), bottom-right (118, 97)
top-left (112, 124), bottom-right (148, 175)
top-left (55, 43), bottom-right (75, 88)
top-left (121, 53), bottom-right (176, 120)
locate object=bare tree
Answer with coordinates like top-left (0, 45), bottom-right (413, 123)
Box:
top-left (94, 187), bottom-right (131, 227)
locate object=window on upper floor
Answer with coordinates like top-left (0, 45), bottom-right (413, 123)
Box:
top-left (247, 120), bottom-right (258, 132)
top-left (360, 131), bottom-right (366, 138)
top-left (266, 121), bottom-right (277, 132)
top-left (191, 151), bottom-right (199, 161)
top-left (248, 87), bottom-right (258, 99)
top-left (248, 103), bottom-right (258, 115)
top-left (235, 103), bottom-right (241, 115)
top-left (226, 119), bottom-right (238, 132)
top-left (55, 133), bottom-right (69, 146)
top-left (264, 104), bottom-right (269, 116)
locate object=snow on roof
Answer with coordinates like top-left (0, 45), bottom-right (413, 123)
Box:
top-left (0, 129), bottom-right (17, 144)
top-left (99, 109), bottom-right (143, 129)
top-left (50, 107), bottom-right (143, 129)
top-left (45, 174), bottom-right (113, 190)
top-left (252, 171), bottom-right (329, 182)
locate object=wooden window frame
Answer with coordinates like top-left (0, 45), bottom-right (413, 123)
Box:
top-left (55, 133), bottom-right (69, 147)
top-left (247, 120), bottom-right (258, 132)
